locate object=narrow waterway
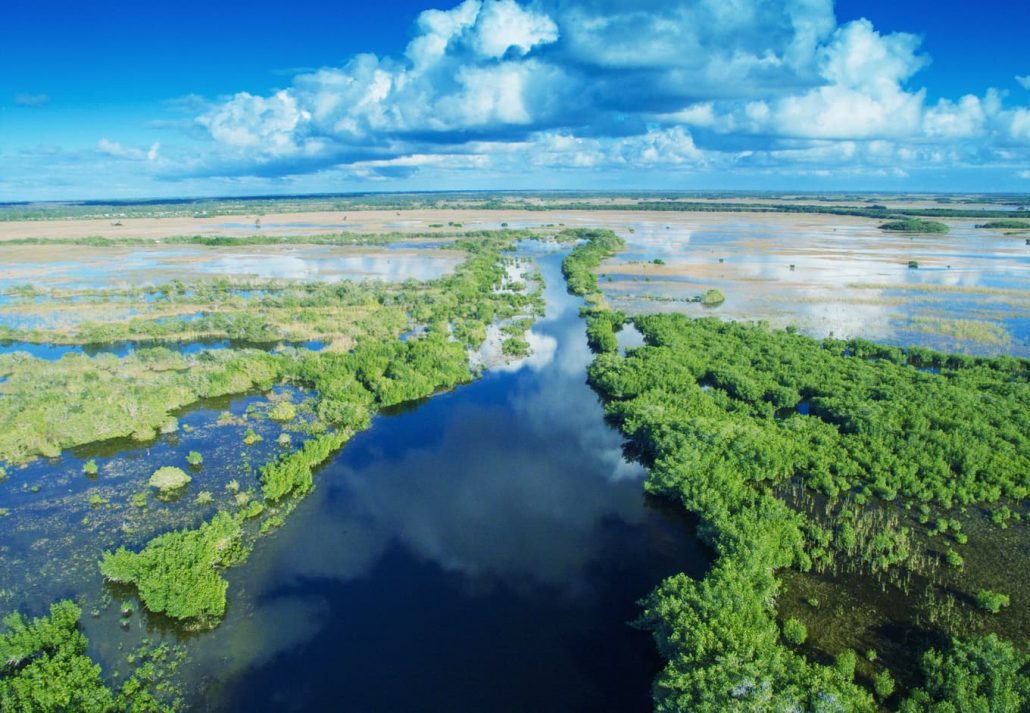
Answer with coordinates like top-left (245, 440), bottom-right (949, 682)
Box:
top-left (175, 250), bottom-right (710, 711)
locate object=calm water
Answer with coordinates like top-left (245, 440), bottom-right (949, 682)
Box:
top-left (599, 218), bottom-right (1030, 356)
top-left (171, 251), bottom-right (709, 711)
top-left (0, 245), bottom-right (460, 289)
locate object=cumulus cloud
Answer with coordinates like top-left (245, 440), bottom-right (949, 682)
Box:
top-left (1017, 75), bottom-right (1030, 91)
top-left (472, 0), bottom-right (558, 58)
top-left (179, 0), bottom-right (1029, 184)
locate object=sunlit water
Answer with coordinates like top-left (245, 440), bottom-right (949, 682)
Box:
top-left (599, 219), bottom-right (1030, 356)
top-left (0, 245), bottom-right (461, 290)
top-left (0, 250), bottom-right (709, 712)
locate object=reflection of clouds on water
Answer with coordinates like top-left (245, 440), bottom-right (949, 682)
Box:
top-left (0, 246), bottom-right (459, 288)
top-left (494, 330), bottom-right (558, 373)
top-left (606, 217), bottom-right (1030, 356)
top-left (182, 253), bottom-right (656, 682)
top-left (201, 251), bottom-right (458, 282)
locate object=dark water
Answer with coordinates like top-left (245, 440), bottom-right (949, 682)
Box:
top-left (179, 252), bottom-right (710, 712)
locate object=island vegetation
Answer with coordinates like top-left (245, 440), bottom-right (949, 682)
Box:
top-left (879, 219), bottom-right (949, 233)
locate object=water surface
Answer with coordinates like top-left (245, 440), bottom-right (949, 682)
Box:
top-left (175, 251), bottom-right (709, 711)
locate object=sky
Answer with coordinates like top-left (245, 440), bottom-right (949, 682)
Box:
top-left (1, 0), bottom-right (1028, 201)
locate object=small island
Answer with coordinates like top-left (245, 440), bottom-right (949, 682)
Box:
top-left (148, 466), bottom-right (192, 493)
top-left (879, 219), bottom-right (949, 233)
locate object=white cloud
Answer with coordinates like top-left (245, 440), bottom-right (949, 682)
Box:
top-left (1010, 108), bottom-right (1030, 141)
top-left (660, 102), bottom-right (718, 128)
top-left (924, 95), bottom-right (986, 138)
top-left (765, 19), bottom-right (927, 139)
top-left (177, 0), bottom-right (1030, 185)
top-left (472, 0), bottom-right (558, 59)
top-left (406, 0), bottom-right (480, 70)
top-left (1017, 75), bottom-right (1030, 90)
top-left (198, 90), bottom-right (311, 156)
top-left (96, 138), bottom-right (161, 161)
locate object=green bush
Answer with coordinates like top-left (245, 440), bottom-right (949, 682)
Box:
top-left (148, 466), bottom-right (190, 492)
top-left (874, 670), bottom-right (896, 700)
top-left (976, 589), bottom-right (1010, 614)
top-left (782, 617), bottom-right (808, 645)
top-left (99, 511), bottom-right (248, 627)
top-left (700, 288), bottom-right (726, 306)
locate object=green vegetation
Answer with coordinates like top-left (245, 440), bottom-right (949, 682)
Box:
top-left (585, 311), bottom-right (625, 353)
top-left (260, 431), bottom-right (350, 502)
top-left (501, 336), bottom-right (531, 357)
top-left (898, 635), bottom-right (1028, 711)
top-left (6, 192), bottom-right (1021, 221)
top-left (975, 589), bottom-right (1010, 614)
top-left (185, 451), bottom-right (203, 467)
top-left (82, 230), bottom-right (543, 636)
top-left (99, 511), bottom-right (248, 628)
top-left (585, 311), bottom-right (1029, 708)
top-left (699, 288), bottom-right (725, 306)
top-left (874, 670), bottom-right (896, 701)
top-left (148, 467), bottom-right (191, 492)
top-left (267, 401), bottom-right (296, 423)
top-left (83, 459), bottom-right (99, 476)
top-left (0, 347), bottom-right (279, 463)
top-left (976, 219), bottom-right (1030, 230)
top-left (879, 219), bottom-right (949, 233)
top-left (0, 600), bottom-right (174, 711)
top-left (783, 617), bottom-right (808, 645)
top-left (559, 228), bottom-right (626, 305)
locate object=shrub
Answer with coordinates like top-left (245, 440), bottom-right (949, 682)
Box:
top-left (268, 402), bottom-right (296, 423)
top-left (783, 617), bottom-right (808, 645)
top-left (700, 288), bottom-right (725, 306)
top-left (874, 670), bottom-right (896, 700)
top-left (99, 511), bottom-right (249, 627)
top-left (976, 590), bottom-right (1010, 614)
top-left (186, 451), bottom-right (203, 467)
top-left (148, 466), bottom-right (190, 492)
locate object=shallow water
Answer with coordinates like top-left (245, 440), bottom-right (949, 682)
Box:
top-left (602, 218), bottom-right (1030, 356)
top-left (0, 386), bottom-right (311, 612)
top-left (0, 245), bottom-right (461, 289)
top-left (0, 338), bottom-right (327, 361)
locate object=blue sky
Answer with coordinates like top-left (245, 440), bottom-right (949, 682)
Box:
top-left (2, 0), bottom-right (1028, 200)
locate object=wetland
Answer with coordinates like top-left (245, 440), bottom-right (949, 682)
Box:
top-left (0, 194), bottom-right (1027, 712)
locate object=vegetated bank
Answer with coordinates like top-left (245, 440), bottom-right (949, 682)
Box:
top-left (563, 234), bottom-right (1029, 710)
top-left (0, 231), bottom-right (545, 708)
